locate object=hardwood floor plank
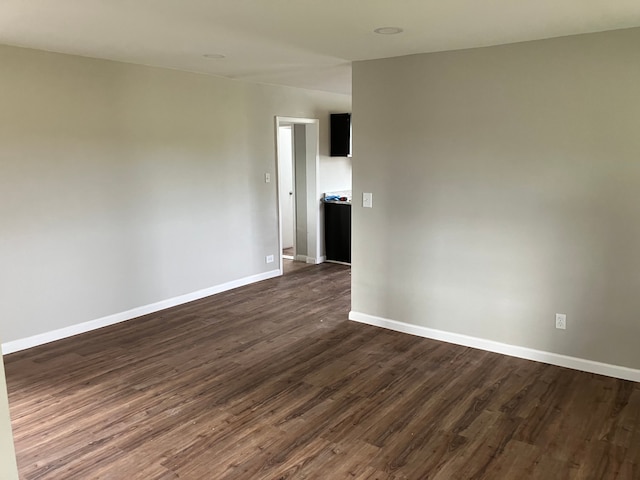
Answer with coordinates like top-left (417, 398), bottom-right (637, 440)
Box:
top-left (4, 263), bottom-right (640, 479)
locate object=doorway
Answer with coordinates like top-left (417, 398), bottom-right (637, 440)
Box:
top-left (277, 125), bottom-right (295, 260)
top-left (275, 117), bottom-right (321, 275)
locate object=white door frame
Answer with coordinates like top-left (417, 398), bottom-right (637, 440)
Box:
top-left (277, 124), bottom-right (296, 258)
top-left (274, 116), bottom-right (321, 275)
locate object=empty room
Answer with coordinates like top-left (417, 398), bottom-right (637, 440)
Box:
top-left (2, 1), bottom-right (640, 479)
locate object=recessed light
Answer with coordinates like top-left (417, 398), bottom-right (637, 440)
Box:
top-left (374, 27), bottom-right (404, 35)
top-left (203, 53), bottom-right (226, 59)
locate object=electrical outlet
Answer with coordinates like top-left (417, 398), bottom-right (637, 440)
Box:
top-left (266, 255), bottom-right (274, 264)
top-left (555, 313), bottom-right (567, 330)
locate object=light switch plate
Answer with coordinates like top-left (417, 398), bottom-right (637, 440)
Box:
top-left (363, 192), bottom-right (373, 208)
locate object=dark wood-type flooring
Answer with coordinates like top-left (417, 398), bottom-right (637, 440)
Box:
top-left (5, 262), bottom-right (640, 479)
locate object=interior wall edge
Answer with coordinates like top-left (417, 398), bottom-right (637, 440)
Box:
top-left (0, 348), bottom-right (18, 480)
top-left (348, 311), bottom-right (640, 383)
top-left (2, 269), bottom-right (281, 355)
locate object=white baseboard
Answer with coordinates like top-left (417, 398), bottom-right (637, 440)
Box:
top-left (348, 311), bottom-right (640, 383)
top-left (325, 260), bottom-right (351, 266)
top-left (294, 255), bottom-right (325, 264)
top-left (2, 270), bottom-right (281, 355)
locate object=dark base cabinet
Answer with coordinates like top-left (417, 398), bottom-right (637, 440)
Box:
top-left (324, 202), bottom-right (351, 264)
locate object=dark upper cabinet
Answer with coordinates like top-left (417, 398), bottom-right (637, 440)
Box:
top-left (330, 113), bottom-right (351, 157)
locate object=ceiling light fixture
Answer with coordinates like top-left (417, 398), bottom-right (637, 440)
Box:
top-left (203, 53), bottom-right (226, 59)
top-left (374, 27), bottom-right (404, 35)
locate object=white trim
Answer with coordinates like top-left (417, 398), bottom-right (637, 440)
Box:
top-left (275, 117), bottom-right (284, 276)
top-left (294, 254), bottom-right (324, 264)
top-left (291, 254), bottom-right (325, 264)
top-left (295, 255), bottom-right (325, 264)
top-left (2, 270), bottom-right (281, 355)
top-left (306, 255), bottom-right (326, 265)
top-left (276, 116), bottom-right (318, 125)
top-left (348, 311), bottom-right (640, 383)
top-left (325, 260), bottom-right (350, 266)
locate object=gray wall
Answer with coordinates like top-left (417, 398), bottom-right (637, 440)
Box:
top-left (352, 27), bottom-right (640, 369)
top-left (0, 44), bottom-right (351, 343)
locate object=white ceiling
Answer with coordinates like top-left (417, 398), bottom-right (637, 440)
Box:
top-left (2, 0), bottom-right (640, 95)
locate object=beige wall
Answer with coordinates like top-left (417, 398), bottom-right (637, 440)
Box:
top-left (0, 44), bottom-right (351, 344)
top-left (0, 356), bottom-right (18, 479)
top-left (352, 27), bottom-right (640, 369)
